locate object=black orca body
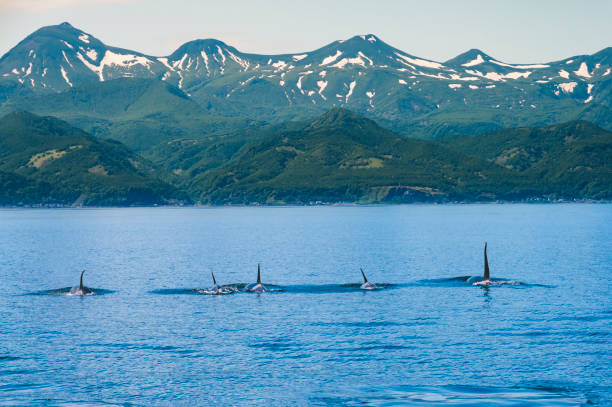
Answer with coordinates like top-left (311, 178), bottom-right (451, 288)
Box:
top-left (360, 268), bottom-right (377, 290)
top-left (210, 272), bottom-right (222, 294)
top-left (69, 270), bottom-right (93, 295)
top-left (467, 243), bottom-right (491, 284)
top-left (246, 264), bottom-right (266, 292)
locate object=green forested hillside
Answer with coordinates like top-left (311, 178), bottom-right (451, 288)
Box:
top-left (189, 108), bottom-right (528, 204)
top-left (0, 109), bottom-right (609, 206)
top-left (0, 111), bottom-right (185, 205)
top-left (0, 79), bottom-right (256, 151)
top-left (441, 120), bottom-right (612, 199)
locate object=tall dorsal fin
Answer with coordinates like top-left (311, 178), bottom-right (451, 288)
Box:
top-left (257, 264), bottom-right (261, 284)
top-left (211, 272), bottom-right (217, 285)
top-left (484, 242), bottom-right (490, 280)
top-left (360, 268), bottom-right (368, 283)
top-left (80, 270), bottom-right (85, 290)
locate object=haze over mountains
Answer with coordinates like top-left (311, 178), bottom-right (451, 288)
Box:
top-left (0, 23), bottom-right (610, 205)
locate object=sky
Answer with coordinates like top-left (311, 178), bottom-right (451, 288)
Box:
top-left (0, 0), bottom-right (610, 63)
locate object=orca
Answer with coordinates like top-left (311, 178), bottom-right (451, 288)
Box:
top-left (467, 243), bottom-right (491, 285)
top-left (360, 268), bottom-right (377, 290)
top-left (246, 264), bottom-right (266, 293)
top-left (210, 272), bottom-right (222, 294)
top-left (69, 270), bottom-right (93, 295)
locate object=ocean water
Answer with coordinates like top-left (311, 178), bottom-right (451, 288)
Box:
top-left (0, 204), bottom-right (610, 406)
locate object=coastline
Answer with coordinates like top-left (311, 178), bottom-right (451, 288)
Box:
top-left (1, 199), bottom-right (610, 209)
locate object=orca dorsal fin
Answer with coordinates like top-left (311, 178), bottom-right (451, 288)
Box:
top-left (484, 242), bottom-right (490, 280)
top-left (257, 264), bottom-right (261, 284)
top-left (211, 272), bottom-right (217, 285)
top-left (360, 268), bottom-right (368, 283)
top-left (80, 269), bottom-right (85, 290)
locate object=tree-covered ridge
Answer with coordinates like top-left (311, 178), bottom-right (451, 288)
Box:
top-left (0, 109), bottom-right (609, 206)
top-left (0, 111), bottom-right (185, 205)
top-left (441, 120), bottom-right (612, 199)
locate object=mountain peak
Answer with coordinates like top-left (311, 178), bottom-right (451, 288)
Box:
top-left (445, 48), bottom-right (493, 66)
top-left (309, 107), bottom-right (376, 128)
top-left (169, 38), bottom-right (232, 59)
top-left (349, 34), bottom-right (379, 42)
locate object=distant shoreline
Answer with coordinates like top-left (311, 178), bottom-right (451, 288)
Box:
top-left (1, 200), bottom-right (610, 209)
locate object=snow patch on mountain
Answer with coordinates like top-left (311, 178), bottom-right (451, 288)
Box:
top-left (317, 80), bottom-right (328, 99)
top-left (448, 84), bottom-right (462, 89)
top-left (331, 52), bottom-right (372, 69)
top-left (86, 49), bottom-right (98, 61)
top-left (504, 71), bottom-right (531, 79)
top-left (62, 51), bottom-right (74, 68)
top-left (77, 50), bottom-right (153, 81)
top-left (557, 82), bottom-right (577, 94)
top-left (395, 52), bottom-right (443, 69)
top-left (292, 54), bottom-right (308, 61)
top-left (200, 51), bottom-right (210, 74)
top-left (271, 60), bottom-right (287, 70)
top-left (559, 70), bottom-right (570, 79)
top-left (227, 49), bottom-right (249, 70)
top-left (345, 80), bottom-right (356, 103)
top-left (366, 90), bottom-right (375, 107)
top-left (321, 51), bottom-right (342, 66)
top-left (296, 71), bottom-right (312, 93)
top-left (449, 73), bottom-right (479, 81)
top-left (60, 66), bottom-right (72, 86)
top-left (574, 62), bottom-right (591, 78)
top-left (215, 46), bottom-right (226, 65)
top-left (78, 34), bottom-right (90, 43)
top-left (462, 54), bottom-right (485, 67)
top-left (465, 69), bottom-right (531, 81)
top-left (102, 51), bottom-right (152, 69)
top-left (490, 60), bottom-right (549, 69)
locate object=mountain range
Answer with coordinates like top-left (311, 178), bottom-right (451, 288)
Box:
top-left (1, 22), bottom-right (611, 140)
top-left (0, 23), bottom-right (610, 205)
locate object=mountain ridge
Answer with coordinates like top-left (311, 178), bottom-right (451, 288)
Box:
top-left (0, 110), bottom-right (185, 205)
top-left (1, 22), bottom-right (611, 140)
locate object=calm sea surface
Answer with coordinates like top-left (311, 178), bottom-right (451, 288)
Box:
top-left (0, 205), bottom-right (610, 406)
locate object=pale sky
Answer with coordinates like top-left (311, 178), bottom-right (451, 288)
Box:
top-left (0, 0), bottom-right (610, 63)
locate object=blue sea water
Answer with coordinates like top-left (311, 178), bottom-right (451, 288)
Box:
top-left (0, 204), bottom-right (610, 406)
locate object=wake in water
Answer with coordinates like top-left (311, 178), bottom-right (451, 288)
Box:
top-left (150, 283), bottom-right (397, 295)
top-left (415, 276), bottom-right (542, 288)
top-left (149, 286), bottom-right (239, 295)
top-left (27, 287), bottom-right (114, 296)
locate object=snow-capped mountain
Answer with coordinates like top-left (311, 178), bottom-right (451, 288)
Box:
top-left (1, 22), bottom-right (611, 136)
